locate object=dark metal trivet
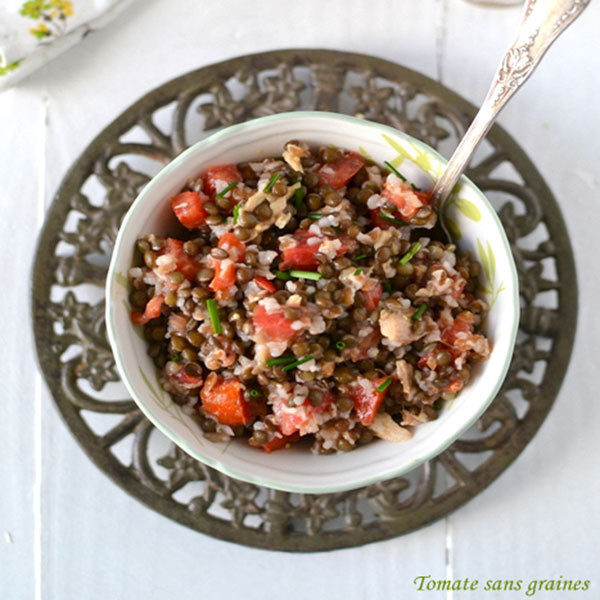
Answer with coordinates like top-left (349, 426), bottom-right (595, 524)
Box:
top-left (32, 49), bottom-right (577, 552)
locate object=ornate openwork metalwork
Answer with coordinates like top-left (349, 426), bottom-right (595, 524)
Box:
top-left (32, 50), bottom-right (577, 552)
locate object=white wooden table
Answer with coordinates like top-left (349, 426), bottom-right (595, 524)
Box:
top-left (2, 1), bottom-right (599, 598)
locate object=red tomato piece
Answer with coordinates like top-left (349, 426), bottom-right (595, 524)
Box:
top-left (261, 432), bottom-right (300, 453)
top-left (254, 276), bottom-right (276, 293)
top-left (273, 390), bottom-right (334, 436)
top-left (217, 232), bottom-right (246, 263)
top-left (209, 259), bottom-right (236, 292)
top-left (364, 283), bottom-right (382, 311)
top-left (163, 238), bottom-right (200, 281)
top-left (200, 374), bottom-right (252, 427)
top-left (131, 295), bottom-right (164, 325)
top-left (202, 164), bottom-right (242, 199)
top-left (318, 152), bottom-right (364, 189)
top-left (350, 377), bottom-right (389, 426)
top-left (441, 311), bottom-right (475, 352)
top-left (280, 230), bottom-right (352, 270)
top-left (171, 190), bottom-right (208, 229)
top-left (444, 379), bottom-right (464, 393)
top-left (382, 176), bottom-right (430, 221)
top-left (252, 303), bottom-right (298, 342)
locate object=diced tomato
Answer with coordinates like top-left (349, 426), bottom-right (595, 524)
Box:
top-left (349, 326), bottom-right (381, 362)
top-left (444, 379), bottom-right (464, 393)
top-left (209, 259), bottom-right (236, 292)
top-left (252, 303), bottom-right (298, 342)
top-left (261, 432), bottom-right (300, 453)
top-left (163, 238), bottom-right (200, 281)
top-left (254, 276), bottom-right (276, 293)
top-left (364, 283), bottom-right (382, 311)
top-left (273, 390), bottom-right (334, 436)
top-left (217, 232), bottom-right (246, 263)
top-left (172, 367), bottom-right (204, 388)
top-left (318, 152), bottom-right (364, 189)
top-left (350, 377), bottom-right (389, 426)
top-left (382, 176), bottom-right (430, 221)
top-left (202, 164), bottom-right (242, 201)
top-left (441, 311), bottom-right (475, 352)
top-left (369, 209), bottom-right (408, 230)
top-left (280, 230), bottom-right (352, 270)
top-left (171, 191), bottom-right (209, 229)
top-left (200, 374), bottom-right (252, 427)
top-left (131, 295), bottom-right (164, 325)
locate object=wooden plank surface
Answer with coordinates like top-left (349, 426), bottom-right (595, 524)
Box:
top-left (1, 0), bottom-right (598, 598)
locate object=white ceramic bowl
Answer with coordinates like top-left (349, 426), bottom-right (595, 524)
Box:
top-left (106, 111), bottom-right (519, 494)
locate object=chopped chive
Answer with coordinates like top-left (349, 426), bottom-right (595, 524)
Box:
top-left (293, 187), bottom-right (305, 209)
top-left (206, 298), bottom-right (222, 334)
top-left (377, 378), bottom-right (392, 393)
top-left (399, 241), bottom-right (422, 265)
top-left (289, 270), bottom-right (322, 281)
top-left (307, 213), bottom-right (323, 219)
top-left (232, 203), bottom-right (241, 225)
top-left (354, 268), bottom-right (363, 276)
top-left (216, 180), bottom-right (238, 198)
top-left (353, 254), bottom-right (367, 261)
top-left (282, 354), bottom-right (315, 372)
top-left (332, 226), bottom-right (342, 234)
top-left (249, 389), bottom-right (263, 398)
top-left (411, 182), bottom-right (422, 192)
top-left (412, 303), bottom-right (427, 320)
top-left (170, 354), bottom-right (182, 362)
top-left (383, 281), bottom-right (393, 294)
top-left (266, 355), bottom-right (296, 367)
top-left (264, 172), bottom-right (281, 193)
top-left (384, 161), bottom-right (407, 182)
top-left (335, 340), bottom-right (346, 352)
top-left (273, 270), bottom-right (291, 280)
top-left (378, 212), bottom-right (407, 226)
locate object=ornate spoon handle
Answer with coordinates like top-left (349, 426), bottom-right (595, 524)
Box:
top-left (430, 0), bottom-right (590, 211)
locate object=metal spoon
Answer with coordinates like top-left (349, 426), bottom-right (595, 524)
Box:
top-left (430, 0), bottom-right (590, 239)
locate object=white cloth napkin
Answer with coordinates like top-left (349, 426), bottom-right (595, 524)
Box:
top-left (0, 0), bottom-right (135, 91)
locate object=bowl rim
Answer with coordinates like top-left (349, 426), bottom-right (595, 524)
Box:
top-left (105, 110), bottom-right (520, 494)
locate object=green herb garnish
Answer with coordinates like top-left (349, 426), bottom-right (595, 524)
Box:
top-left (266, 355), bottom-right (296, 367)
top-left (264, 172), bottom-right (281, 193)
top-left (335, 340), bottom-right (346, 352)
top-left (216, 180), bottom-right (238, 198)
top-left (383, 281), bottom-right (393, 294)
top-left (289, 270), bottom-right (322, 281)
top-left (378, 212), bottom-right (407, 226)
top-left (353, 254), bottom-right (367, 262)
top-left (354, 268), bottom-right (363, 276)
top-left (170, 354), bottom-right (182, 363)
top-left (433, 399), bottom-right (443, 411)
top-left (232, 203), bottom-right (241, 225)
top-left (206, 298), bottom-right (222, 334)
top-left (281, 355), bottom-right (315, 372)
top-left (249, 389), bottom-right (263, 398)
top-left (377, 378), bottom-right (392, 393)
top-left (399, 241), bottom-right (422, 265)
top-left (384, 161), bottom-right (407, 182)
top-left (273, 270), bottom-right (291, 280)
top-left (412, 303), bottom-right (427, 320)
top-left (410, 183), bottom-right (422, 192)
top-left (332, 226), bottom-right (342, 234)
top-left (307, 213), bottom-right (323, 219)
top-left (293, 187), bottom-right (305, 209)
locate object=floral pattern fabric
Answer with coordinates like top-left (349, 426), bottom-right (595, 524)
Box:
top-left (0, 0), bottom-right (136, 90)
